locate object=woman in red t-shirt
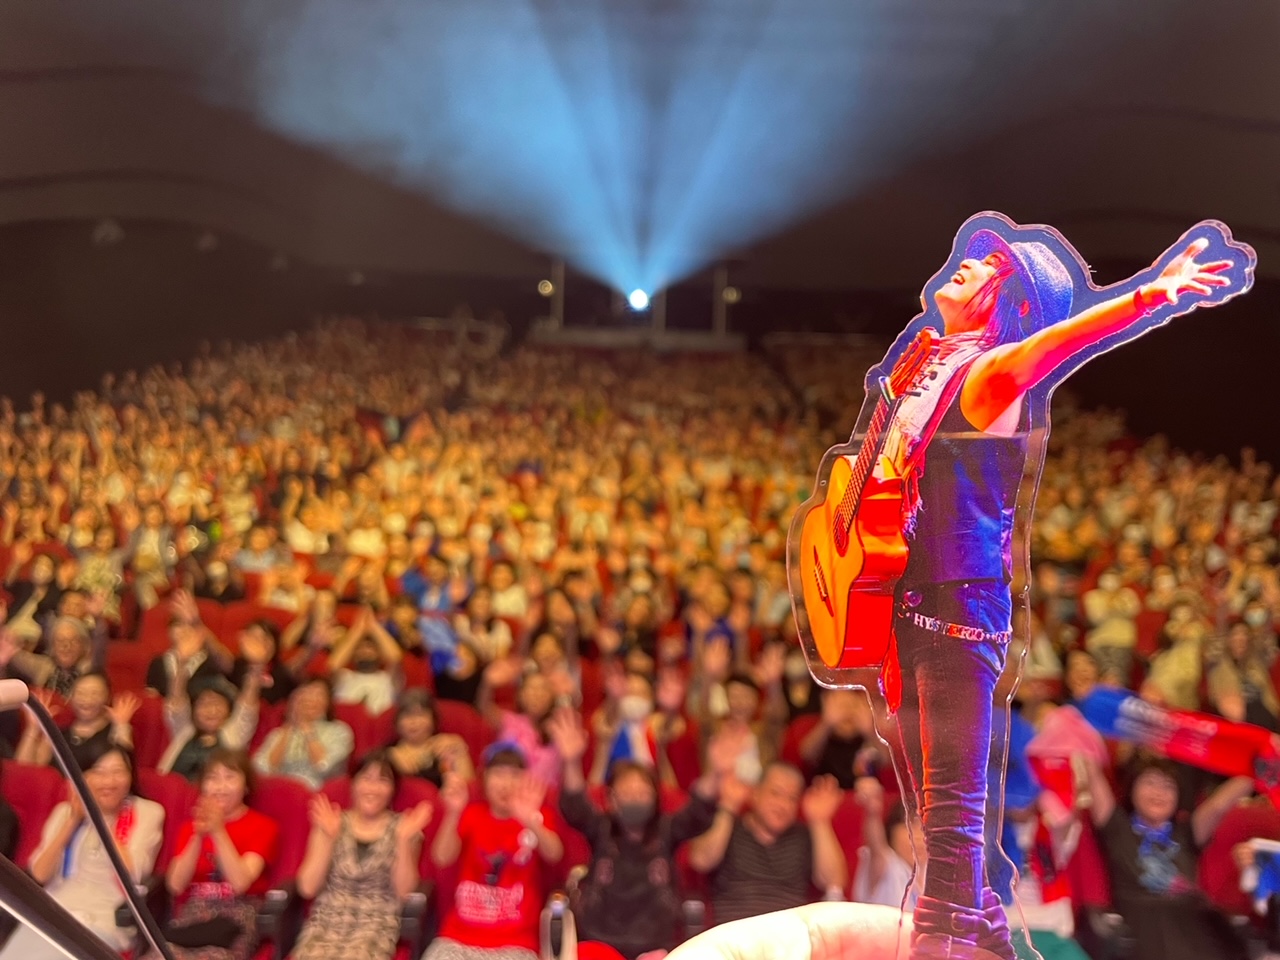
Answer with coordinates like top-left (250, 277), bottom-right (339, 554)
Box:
top-left (427, 741), bottom-right (564, 960)
top-left (161, 747), bottom-right (280, 960)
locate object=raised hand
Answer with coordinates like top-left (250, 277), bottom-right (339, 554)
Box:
top-left (510, 773), bottom-right (547, 827)
top-left (753, 642), bottom-right (786, 688)
top-left (707, 723), bottom-right (749, 778)
top-left (440, 772), bottom-right (469, 817)
top-left (1143, 237), bottom-right (1234, 309)
top-left (483, 655), bottom-right (523, 689)
top-left (106, 692), bottom-right (141, 727)
top-left (65, 783), bottom-right (86, 825)
top-left (31, 686), bottom-right (62, 721)
top-left (240, 628), bottom-right (272, 665)
top-left (701, 637), bottom-right (732, 682)
top-left (0, 629), bottom-right (18, 668)
top-left (718, 775), bottom-right (753, 816)
top-left (547, 707), bottom-right (588, 762)
top-left (802, 775), bottom-right (844, 825)
top-left (656, 668), bottom-right (687, 715)
top-left (853, 776), bottom-right (885, 819)
top-left (170, 589), bottom-right (200, 626)
top-left (308, 794), bottom-right (343, 840)
top-left (396, 801), bottom-right (433, 845)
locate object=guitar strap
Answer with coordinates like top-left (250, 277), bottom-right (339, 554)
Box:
top-left (898, 355), bottom-right (980, 532)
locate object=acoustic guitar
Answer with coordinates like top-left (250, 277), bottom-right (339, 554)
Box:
top-left (792, 328), bottom-right (937, 670)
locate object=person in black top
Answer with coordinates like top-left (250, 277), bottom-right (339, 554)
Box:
top-left (1083, 751), bottom-right (1252, 960)
top-left (548, 708), bottom-right (734, 960)
top-left (385, 689), bottom-right (474, 787)
top-left (0, 762), bottom-right (18, 859)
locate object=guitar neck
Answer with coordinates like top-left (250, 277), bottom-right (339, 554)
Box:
top-left (834, 393), bottom-right (898, 525)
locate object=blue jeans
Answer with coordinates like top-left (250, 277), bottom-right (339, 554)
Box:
top-left (889, 580), bottom-right (1012, 913)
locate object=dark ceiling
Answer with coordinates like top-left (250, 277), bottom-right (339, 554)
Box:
top-left (1, 1), bottom-right (1278, 291)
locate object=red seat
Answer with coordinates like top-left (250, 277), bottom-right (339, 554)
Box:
top-left (107, 643), bottom-right (153, 695)
top-left (333, 702), bottom-right (383, 763)
top-left (251, 775), bottom-right (315, 888)
top-left (0, 759), bottom-right (67, 866)
top-left (250, 700), bottom-right (288, 753)
top-left (131, 693), bottom-right (171, 770)
top-left (830, 789), bottom-right (865, 899)
top-left (781, 714), bottom-right (822, 775)
top-left (137, 602), bottom-right (173, 654)
top-left (194, 599), bottom-right (226, 640)
top-left (1200, 800), bottom-right (1280, 919)
top-left (434, 700), bottom-right (495, 769)
top-left (367, 707), bottom-right (397, 752)
top-left (136, 768), bottom-right (198, 872)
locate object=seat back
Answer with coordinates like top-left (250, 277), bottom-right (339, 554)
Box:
top-left (136, 768), bottom-right (198, 872)
top-left (132, 694), bottom-right (171, 770)
top-left (1, 760), bottom-right (68, 866)
top-left (830, 788), bottom-right (867, 899)
top-left (251, 775), bottom-right (315, 887)
top-left (434, 700), bottom-right (495, 769)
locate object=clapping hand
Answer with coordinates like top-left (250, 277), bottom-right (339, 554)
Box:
top-left (395, 801), bottom-right (433, 846)
top-left (440, 772), bottom-right (469, 817)
top-left (308, 794), bottom-right (343, 840)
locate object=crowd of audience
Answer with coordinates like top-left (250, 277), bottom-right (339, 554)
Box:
top-left (0, 318), bottom-right (1276, 960)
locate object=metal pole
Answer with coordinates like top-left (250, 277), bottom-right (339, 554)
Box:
top-left (652, 290), bottom-right (666, 334)
top-left (712, 264), bottom-right (729, 338)
top-left (24, 695), bottom-right (175, 960)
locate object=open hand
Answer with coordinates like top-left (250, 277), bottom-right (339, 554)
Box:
top-left (802, 775), bottom-right (844, 825)
top-left (547, 707), bottom-right (588, 762)
top-left (1142, 237), bottom-right (1234, 309)
top-left (396, 801), bottom-right (433, 845)
top-left (510, 773), bottom-right (547, 828)
top-left (666, 902), bottom-right (916, 960)
top-left (308, 794), bottom-right (343, 840)
top-left (106, 691), bottom-right (141, 727)
top-left (440, 772), bottom-right (469, 816)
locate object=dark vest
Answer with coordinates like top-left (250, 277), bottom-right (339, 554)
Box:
top-left (903, 385), bottom-right (1027, 585)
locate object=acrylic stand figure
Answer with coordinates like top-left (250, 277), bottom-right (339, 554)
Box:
top-left (789, 212), bottom-right (1254, 960)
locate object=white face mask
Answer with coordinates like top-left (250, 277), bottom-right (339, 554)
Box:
top-left (618, 695), bottom-right (653, 724)
top-left (1098, 574), bottom-right (1121, 592)
top-left (1245, 609), bottom-right (1270, 628)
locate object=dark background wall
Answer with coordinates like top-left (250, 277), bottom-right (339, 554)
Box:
top-left (1, 220), bottom-right (1274, 466)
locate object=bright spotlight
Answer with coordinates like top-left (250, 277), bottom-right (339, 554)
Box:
top-left (537, 279), bottom-right (555, 297)
top-left (628, 289), bottom-right (650, 311)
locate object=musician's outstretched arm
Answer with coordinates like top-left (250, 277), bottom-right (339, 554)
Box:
top-left (963, 238), bottom-right (1232, 424)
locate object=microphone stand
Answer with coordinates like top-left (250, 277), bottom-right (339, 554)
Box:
top-left (12, 694), bottom-right (175, 960)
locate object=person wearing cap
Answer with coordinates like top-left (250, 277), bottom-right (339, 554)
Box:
top-left (876, 224), bottom-right (1242, 959)
top-left (427, 738), bottom-right (564, 960)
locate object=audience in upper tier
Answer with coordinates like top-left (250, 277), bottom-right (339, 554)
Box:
top-left (0, 318), bottom-right (1276, 960)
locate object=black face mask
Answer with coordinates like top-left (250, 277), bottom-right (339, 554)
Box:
top-left (353, 658), bottom-right (382, 674)
top-left (615, 801), bottom-right (655, 830)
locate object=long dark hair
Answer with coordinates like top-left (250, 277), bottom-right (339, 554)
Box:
top-left (78, 740), bottom-right (141, 800)
top-left (955, 253), bottom-right (1028, 348)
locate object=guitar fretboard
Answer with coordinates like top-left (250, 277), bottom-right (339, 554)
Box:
top-left (832, 395), bottom-right (892, 549)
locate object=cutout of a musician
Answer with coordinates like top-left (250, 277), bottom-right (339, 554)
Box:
top-left (788, 213), bottom-right (1255, 959)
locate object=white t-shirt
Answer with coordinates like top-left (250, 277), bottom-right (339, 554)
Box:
top-left (853, 846), bottom-right (919, 911)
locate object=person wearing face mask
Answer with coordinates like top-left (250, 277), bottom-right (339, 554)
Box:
top-left (548, 709), bottom-right (740, 960)
top-left (1081, 568), bottom-right (1143, 686)
top-left (588, 670), bottom-right (660, 786)
top-left (0, 742), bottom-right (163, 960)
top-left (329, 605), bottom-right (404, 715)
